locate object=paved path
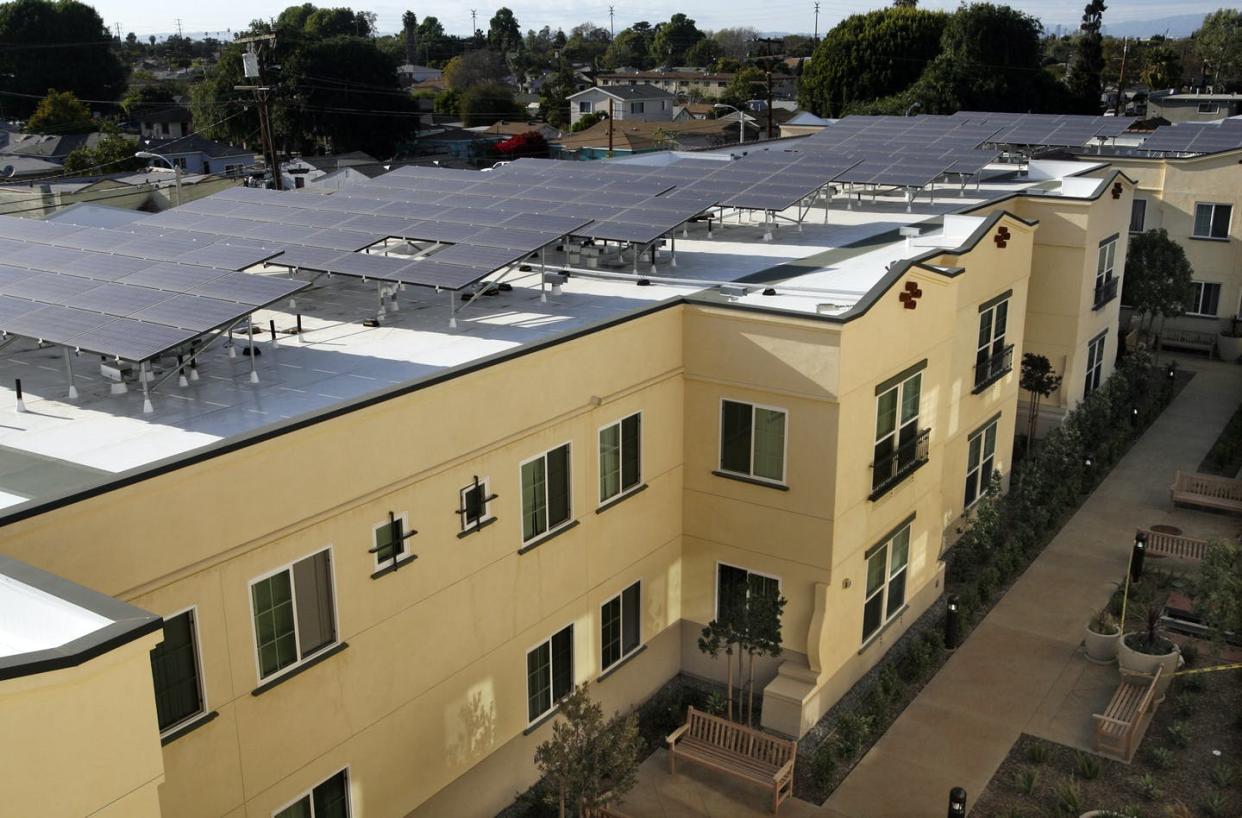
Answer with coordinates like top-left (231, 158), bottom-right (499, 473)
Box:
top-left (823, 356), bottom-right (1242, 818)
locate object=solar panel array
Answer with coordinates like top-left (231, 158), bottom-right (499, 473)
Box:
top-left (949, 111), bottom-right (1138, 145)
top-left (0, 216), bottom-right (306, 361)
top-left (1137, 119), bottom-right (1242, 155)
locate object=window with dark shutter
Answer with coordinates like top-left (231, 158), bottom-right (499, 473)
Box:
top-left (149, 609), bottom-right (203, 733)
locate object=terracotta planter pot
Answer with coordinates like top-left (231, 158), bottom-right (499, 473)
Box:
top-left (1083, 626), bottom-right (1121, 664)
top-left (1218, 333), bottom-right (1242, 363)
top-left (1117, 633), bottom-right (1179, 700)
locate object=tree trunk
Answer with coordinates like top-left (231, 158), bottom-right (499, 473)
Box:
top-left (747, 651), bottom-right (757, 727)
top-left (725, 646), bottom-right (734, 721)
top-left (737, 644), bottom-right (746, 723)
top-left (559, 784), bottom-right (566, 818)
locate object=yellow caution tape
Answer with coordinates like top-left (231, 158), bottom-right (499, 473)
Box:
top-left (1173, 661), bottom-right (1242, 676)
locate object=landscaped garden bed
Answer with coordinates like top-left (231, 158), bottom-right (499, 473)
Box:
top-left (1198, 400), bottom-right (1242, 477)
top-left (795, 353), bottom-right (1192, 806)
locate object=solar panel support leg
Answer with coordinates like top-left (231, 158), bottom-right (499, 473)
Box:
top-left (227, 326), bottom-right (237, 359)
top-left (14, 378), bottom-right (25, 413)
top-left (141, 363), bottom-right (154, 415)
top-left (64, 348), bottom-right (78, 400)
top-left (906, 188), bottom-right (914, 214)
top-left (377, 282), bottom-right (386, 320)
top-left (248, 318), bottom-right (259, 384)
top-left (670, 236), bottom-right (677, 268)
top-left (177, 355), bottom-right (189, 388)
top-left (540, 248), bottom-right (548, 303)
top-left (449, 292), bottom-right (458, 329)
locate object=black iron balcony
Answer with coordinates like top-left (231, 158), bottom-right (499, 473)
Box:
top-left (869, 428), bottom-right (931, 501)
top-left (972, 344), bottom-right (1014, 393)
top-left (1093, 276), bottom-right (1118, 310)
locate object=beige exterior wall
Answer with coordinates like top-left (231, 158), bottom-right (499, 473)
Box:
top-left (0, 203), bottom-right (1126, 816)
top-left (0, 632), bottom-right (165, 818)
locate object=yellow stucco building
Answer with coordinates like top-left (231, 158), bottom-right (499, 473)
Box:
top-left (0, 143), bottom-right (1137, 817)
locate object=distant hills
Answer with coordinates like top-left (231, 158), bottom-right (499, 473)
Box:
top-left (1049, 13), bottom-right (1207, 38)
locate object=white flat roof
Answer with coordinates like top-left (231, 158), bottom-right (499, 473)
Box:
top-left (0, 572), bottom-right (111, 657)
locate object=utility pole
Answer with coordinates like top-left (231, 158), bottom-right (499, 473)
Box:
top-left (608, 97), bottom-right (615, 158)
top-left (814, 2), bottom-right (820, 41)
top-left (609, 5), bottom-right (615, 39)
top-left (470, 9), bottom-right (477, 41)
top-left (234, 33), bottom-right (282, 190)
top-left (175, 18), bottom-right (183, 38)
top-left (1116, 37), bottom-right (1130, 114)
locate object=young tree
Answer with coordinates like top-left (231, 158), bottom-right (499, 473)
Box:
top-left (738, 583), bottom-right (787, 727)
top-left (711, 27), bottom-right (759, 61)
top-left (685, 37), bottom-right (722, 68)
top-left (459, 83), bottom-right (521, 126)
top-left (25, 89), bottom-right (94, 133)
top-left (1195, 9), bottom-right (1242, 86)
top-left (402, 11), bottom-right (418, 64)
top-left (533, 683), bottom-right (642, 818)
top-left (603, 22), bottom-right (655, 69)
top-left (650, 13), bottom-right (705, 67)
top-left (1020, 353), bottom-right (1062, 452)
top-left (697, 619), bottom-right (738, 720)
top-left (1066, 0), bottom-right (1107, 113)
top-left (62, 133), bottom-right (143, 174)
top-left (444, 49), bottom-right (508, 89)
top-left (1121, 228), bottom-right (1194, 340)
top-left (487, 7), bottom-right (522, 55)
top-left (1197, 539), bottom-right (1242, 638)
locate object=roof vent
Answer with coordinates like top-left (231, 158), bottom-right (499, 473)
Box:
top-left (718, 284), bottom-right (748, 298)
top-left (816, 303), bottom-right (843, 314)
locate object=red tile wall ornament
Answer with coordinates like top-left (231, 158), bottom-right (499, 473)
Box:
top-left (1111, 182), bottom-right (1123, 199)
top-left (993, 226), bottom-right (1011, 249)
top-left (898, 280), bottom-right (923, 310)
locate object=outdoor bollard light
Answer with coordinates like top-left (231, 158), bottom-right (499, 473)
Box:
top-left (1166, 362), bottom-right (1176, 382)
top-left (1131, 531), bottom-right (1147, 583)
top-left (1131, 406), bottom-right (1139, 426)
top-left (14, 377), bottom-right (25, 412)
top-left (948, 786), bottom-right (967, 817)
top-left (945, 594), bottom-right (960, 650)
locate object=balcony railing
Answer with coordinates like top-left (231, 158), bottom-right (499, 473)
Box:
top-left (869, 428), bottom-right (931, 501)
top-left (1093, 276), bottom-right (1118, 310)
top-left (972, 344), bottom-right (1014, 393)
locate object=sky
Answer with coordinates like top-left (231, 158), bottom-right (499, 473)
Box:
top-left (87, 0), bottom-right (1222, 40)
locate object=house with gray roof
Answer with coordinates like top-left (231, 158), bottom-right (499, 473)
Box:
top-left (566, 83), bottom-right (675, 128)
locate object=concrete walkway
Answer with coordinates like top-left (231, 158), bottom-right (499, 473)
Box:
top-left (823, 356), bottom-right (1242, 818)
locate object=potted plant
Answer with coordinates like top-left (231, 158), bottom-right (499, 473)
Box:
top-left (1117, 605), bottom-right (1179, 699)
top-left (1219, 316), bottom-right (1242, 363)
top-left (1084, 608), bottom-right (1121, 664)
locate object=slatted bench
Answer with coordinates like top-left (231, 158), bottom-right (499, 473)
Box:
top-left (1171, 471), bottom-right (1242, 515)
top-left (667, 706), bottom-right (796, 814)
top-left (1160, 328), bottom-right (1216, 356)
top-left (1139, 527), bottom-right (1211, 563)
top-left (1093, 666), bottom-right (1162, 761)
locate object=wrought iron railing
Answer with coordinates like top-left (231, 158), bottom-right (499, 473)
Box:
top-left (1093, 276), bottom-right (1118, 310)
top-left (870, 428), bottom-right (931, 500)
top-left (973, 344), bottom-right (1014, 392)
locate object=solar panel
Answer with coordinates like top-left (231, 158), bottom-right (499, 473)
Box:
top-left (132, 294), bottom-right (253, 332)
top-left (3, 304), bottom-right (111, 345)
top-left (0, 294), bottom-right (45, 324)
top-left (67, 317), bottom-right (199, 362)
top-left (432, 243), bottom-right (529, 270)
top-left (391, 259), bottom-right (492, 290)
top-left (1, 272), bottom-right (98, 303)
top-left (60, 254), bottom-right (155, 281)
top-left (319, 252), bottom-right (412, 278)
top-left (58, 282), bottom-right (170, 316)
top-left (175, 244), bottom-right (282, 271)
top-left (187, 272), bottom-right (305, 304)
top-left (119, 262), bottom-right (229, 292)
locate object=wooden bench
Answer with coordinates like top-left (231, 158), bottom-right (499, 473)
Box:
top-left (1093, 666), bottom-right (1162, 760)
top-left (1139, 527), bottom-right (1211, 563)
top-left (581, 803), bottom-right (630, 818)
top-left (1159, 328), bottom-right (1216, 356)
top-left (667, 706), bottom-right (796, 814)
top-left (1171, 471), bottom-right (1242, 515)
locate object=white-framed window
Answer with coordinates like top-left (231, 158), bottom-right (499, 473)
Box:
top-left (599, 413), bottom-right (641, 504)
top-left (873, 370), bottom-right (923, 494)
top-left (249, 548), bottom-right (338, 682)
top-left (149, 606), bottom-right (206, 736)
top-left (458, 477), bottom-right (494, 531)
top-left (1084, 333), bottom-right (1107, 395)
top-left (1186, 281), bottom-right (1222, 317)
top-left (578, 100), bottom-right (592, 113)
top-left (527, 624), bottom-right (573, 723)
top-left (1193, 203), bottom-right (1232, 239)
top-left (601, 581), bottom-right (641, 672)
top-left (1129, 198), bottom-right (1146, 233)
top-left (1094, 236), bottom-right (1118, 307)
top-left (719, 399), bottom-right (787, 484)
top-left (975, 297), bottom-right (1009, 389)
top-left (862, 523), bottom-right (911, 642)
top-left (630, 101), bottom-right (644, 114)
top-left (1198, 102), bottom-right (1219, 114)
top-left (520, 443), bottom-right (572, 544)
top-left (964, 418), bottom-right (999, 509)
top-left (371, 512), bottom-right (411, 570)
top-left (273, 768), bottom-right (351, 818)
top-left (715, 563), bottom-right (780, 626)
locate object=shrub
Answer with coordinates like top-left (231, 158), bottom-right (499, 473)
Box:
top-left (877, 663), bottom-right (903, 702)
top-left (1075, 750), bottom-right (1101, 780)
top-left (1133, 772), bottom-right (1161, 801)
top-left (833, 712), bottom-right (874, 758)
top-left (1054, 776), bottom-right (1082, 814)
top-left (897, 639), bottom-right (933, 684)
top-left (1025, 741), bottom-right (1050, 765)
top-left (1180, 671), bottom-right (1205, 693)
top-left (1210, 762), bottom-right (1234, 788)
top-left (1178, 641), bottom-right (1199, 666)
top-left (861, 681), bottom-right (890, 721)
top-left (1146, 746), bottom-right (1173, 770)
top-left (1173, 694), bottom-right (1195, 718)
top-left (703, 692), bottom-right (726, 716)
top-left (1167, 720), bottom-right (1191, 747)
top-left (1201, 791), bottom-right (1230, 818)
top-left (811, 742), bottom-right (836, 789)
top-left (1012, 766), bottom-right (1039, 795)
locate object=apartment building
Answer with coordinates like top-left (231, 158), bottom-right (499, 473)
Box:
top-left (0, 131), bottom-right (1132, 817)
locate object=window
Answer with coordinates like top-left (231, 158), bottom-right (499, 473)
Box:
top-left (601, 581), bottom-right (641, 671)
top-left (1193, 203), bottom-right (1231, 239)
top-left (1186, 281), bottom-right (1221, 317)
top-left (599, 413), bottom-right (641, 503)
top-left (1094, 236), bottom-right (1118, 308)
top-left (521, 443), bottom-right (572, 543)
top-left (630, 102), bottom-right (645, 114)
top-left (371, 513), bottom-right (409, 567)
top-left (527, 625), bottom-right (573, 723)
top-left (719, 400), bottom-right (786, 483)
top-left (1129, 199), bottom-right (1146, 233)
top-left (172, 156), bottom-right (187, 170)
top-left (250, 549), bottom-right (337, 681)
top-left (715, 564), bottom-right (780, 628)
top-left (873, 371), bottom-right (924, 495)
top-left (149, 608), bottom-right (205, 734)
top-left (578, 100), bottom-right (592, 113)
top-left (964, 418), bottom-right (998, 508)
top-left (458, 477), bottom-right (494, 531)
top-left (1084, 333), bottom-right (1107, 395)
top-left (862, 524), bottom-right (911, 642)
top-left (161, 121), bottom-right (170, 136)
top-left (1198, 102), bottom-right (1219, 114)
top-left (274, 769), bottom-right (350, 818)
top-left (974, 298), bottom-right (1010, 390)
